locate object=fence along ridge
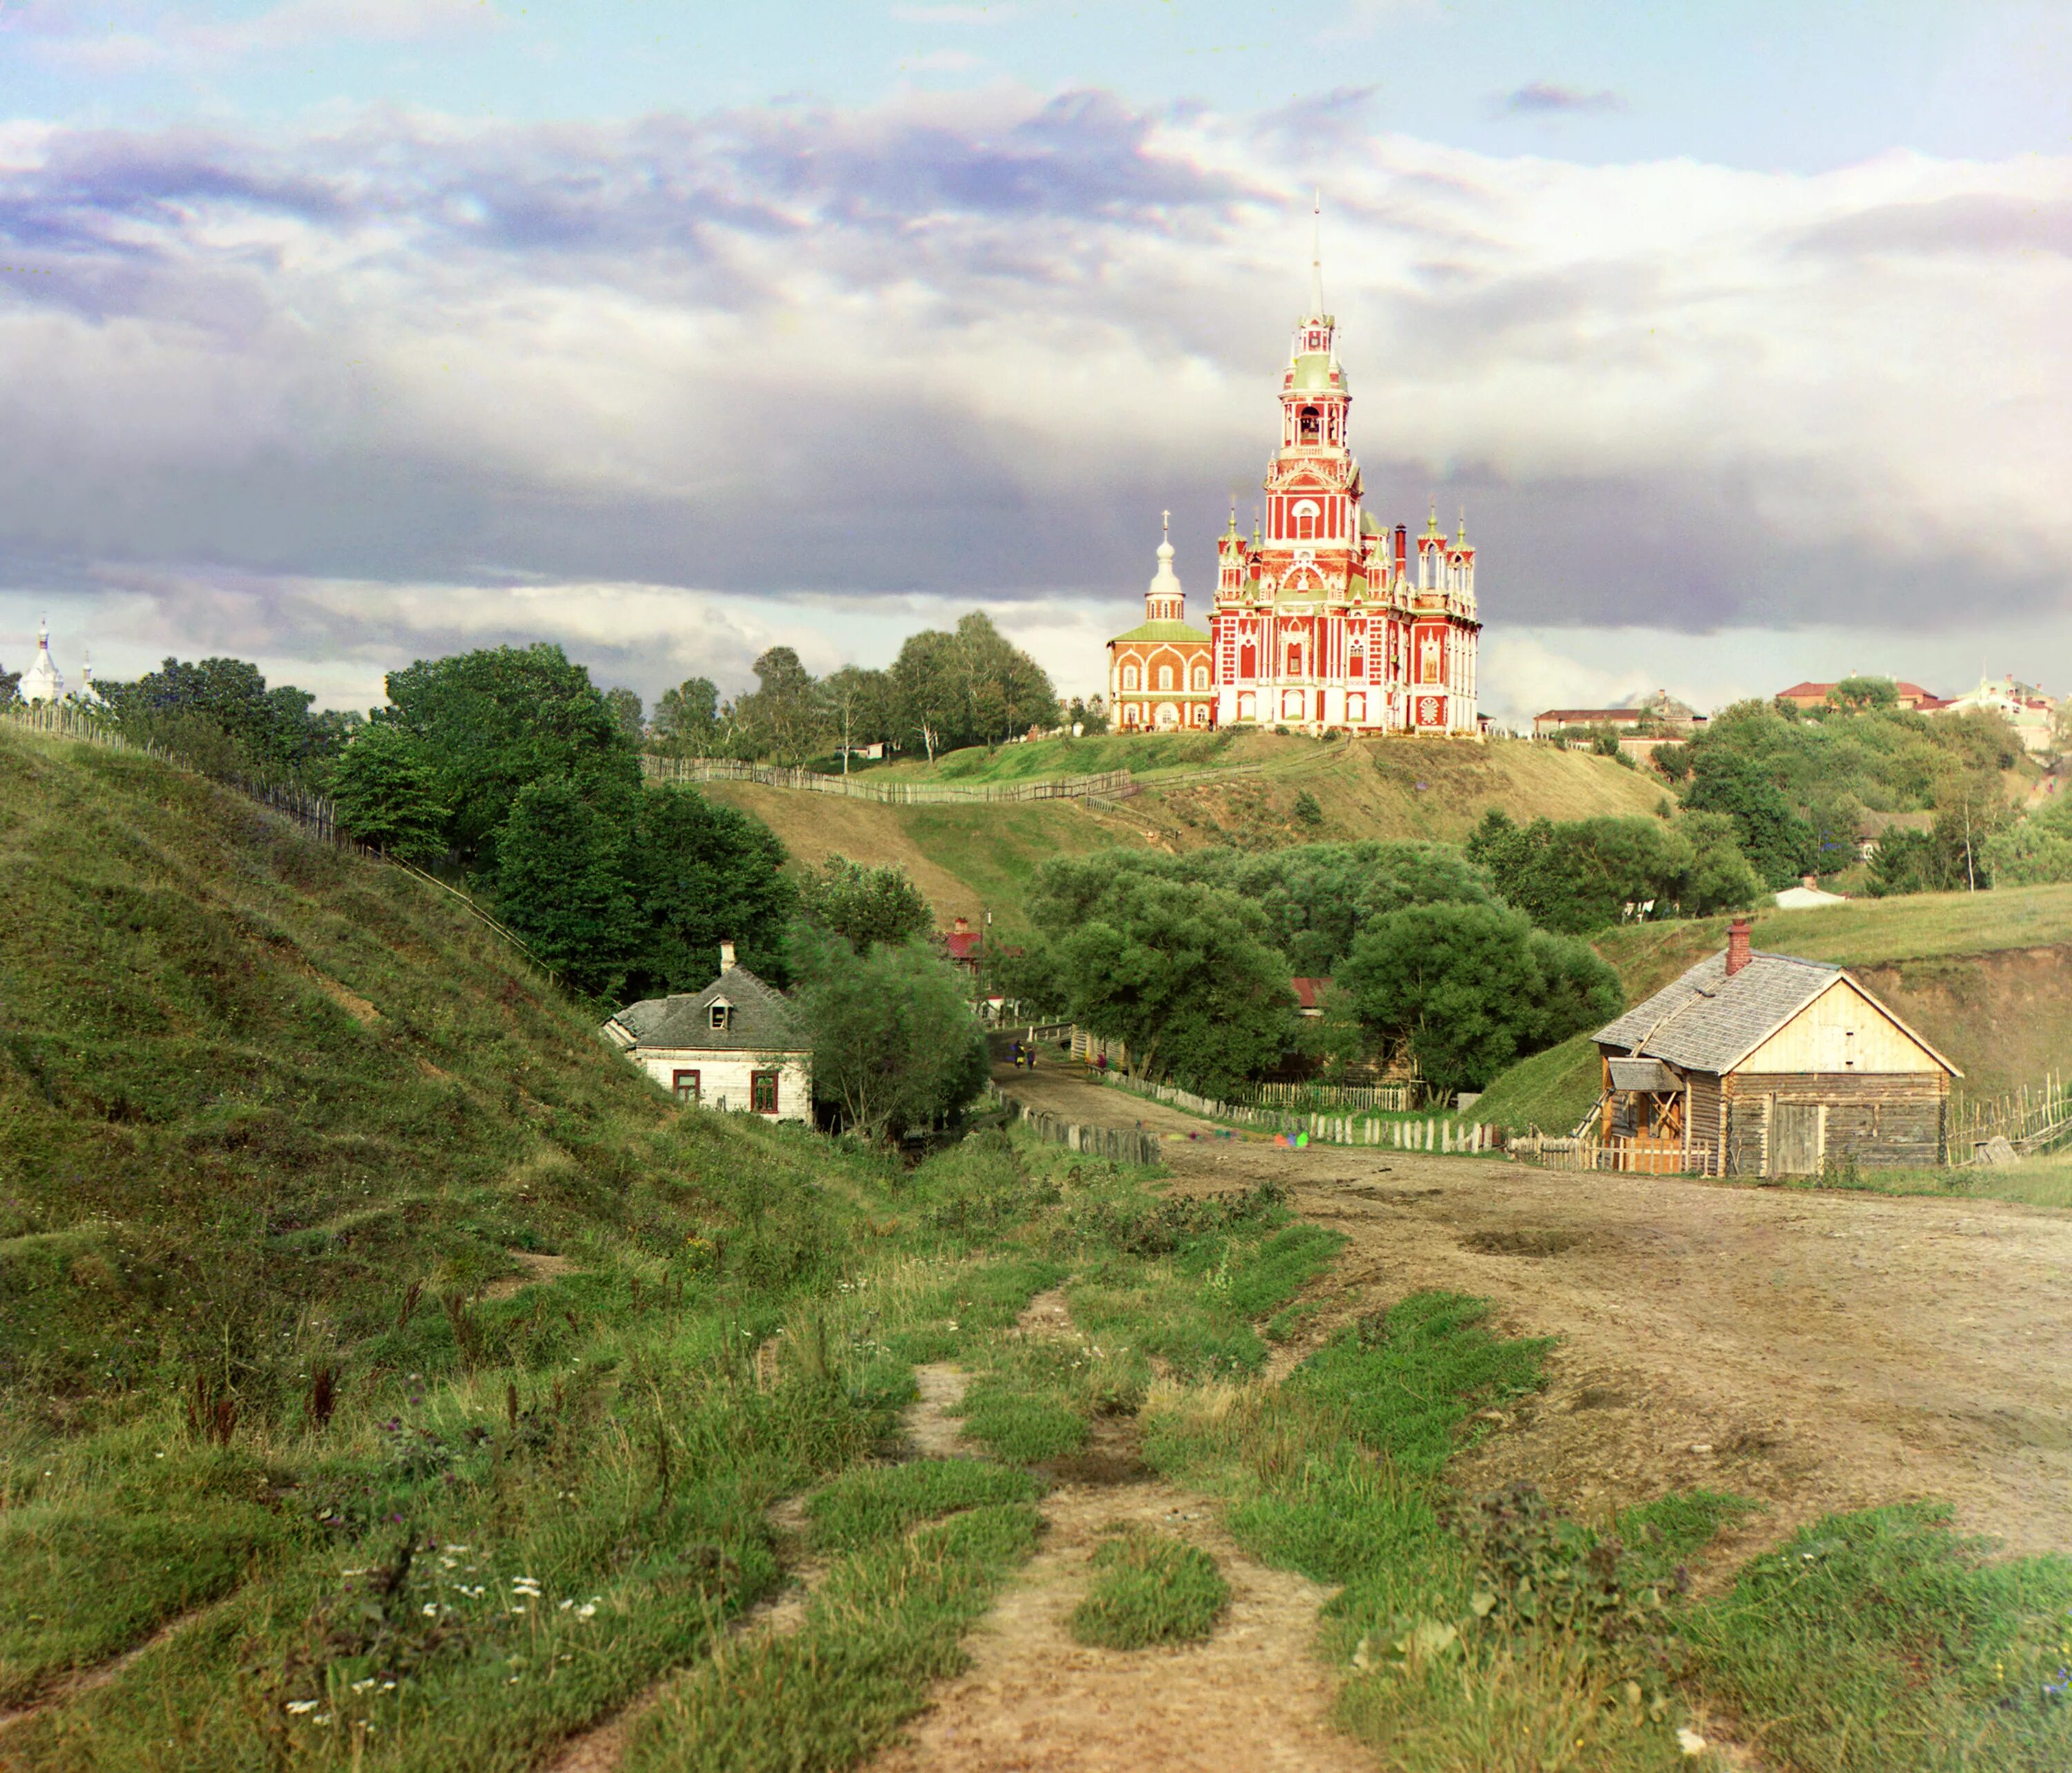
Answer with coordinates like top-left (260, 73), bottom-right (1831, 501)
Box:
top-left (2, 702), bottom-right (561, 990)
top-left (1093, 1068), bottom-right (1497, 1153)
top-left (992, 1088), bottom-right (1160, 1166)
top-left (644, 753), bottom-right (1270, 805)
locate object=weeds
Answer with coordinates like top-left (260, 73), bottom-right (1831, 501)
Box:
top-left (1070, 1527), bottom-right (1229, 1649)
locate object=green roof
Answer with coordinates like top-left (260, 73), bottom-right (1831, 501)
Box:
top-left (1109, 620), bottom-right (1211, 644)
top-left (1289, 352), bottom-right (1347, 394)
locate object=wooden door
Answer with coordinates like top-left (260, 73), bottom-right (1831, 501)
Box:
top-left (1770, 1102), bottom-right (1825, 1176)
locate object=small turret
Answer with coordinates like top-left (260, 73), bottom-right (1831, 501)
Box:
top-left (1144, 510), bottom-right (1186, 624)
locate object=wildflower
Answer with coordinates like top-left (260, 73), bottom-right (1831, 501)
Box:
top-left (285, 1700), bottom-right (319, 1715)
top-left (421, 1603), bottom-right (437, 1617)
top-left (351, 1680), bottom-right (376, 1694)
top-left (1676, 1727), bottom-right (1707, 1756)
top-left (577, 1602), bottom-right (598, 1619)
top-left (559, 1598), bottom-right (574, 1611)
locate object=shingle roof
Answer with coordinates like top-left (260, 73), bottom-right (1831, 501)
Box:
top-left (1594, 950), bottom-right (1843, 1075)
top-left (605, 964), bottom-right (804, 1053)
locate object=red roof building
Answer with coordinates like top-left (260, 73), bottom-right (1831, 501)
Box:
top-left (943, 915), bottom-right (982, 975)
top-left (1775, 680), bottom-right (1937, 711)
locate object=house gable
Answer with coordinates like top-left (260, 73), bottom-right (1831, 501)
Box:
top-left (1736, 976), bottom-right (1956, 1077)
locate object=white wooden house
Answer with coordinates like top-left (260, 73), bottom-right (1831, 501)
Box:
top-left (602, 942), bottom-right (813, 1123)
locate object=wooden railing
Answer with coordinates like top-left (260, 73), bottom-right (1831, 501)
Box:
top-left (1950, 1071), bottom-right (2072, 1158)
top-left (1512, 1135), bottom-right (1715, 1175)
top-left (645, 755), bottom-right (1143, 805)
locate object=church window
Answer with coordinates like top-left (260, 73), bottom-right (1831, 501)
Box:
top-left (1293, 499), bottom-right (1319, 541)
top-left (1298, 405), bottom-right (1320, 444)
top-left (1157, 664), bottom-right (1174, 691)
top-left (1122, 664), bottom-right (1140, 691)
top-left (1287, 645), bottom-right (1304, 678)
top-left (1349, 649), bottom-right (1365, 680)
top-left (1192, 664), bottom-right (1209, 691)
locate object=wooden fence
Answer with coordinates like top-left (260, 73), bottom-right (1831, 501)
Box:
top-left (3, 703), bottom-right (562, 989)
top-left (1511, 1135), bottom-right (1716, 1175)
top-left (1255, 1079), bottom-right (1421, 1113)
top-left (645, 755), bottom-right (1143, 805)
top-left (1950, 1071), bottom-right (2072, 1158)
top-left (1088, 1071), bottom-right (1497, 1153)
top-left (992, 1089), bottom-right (1161, 1165)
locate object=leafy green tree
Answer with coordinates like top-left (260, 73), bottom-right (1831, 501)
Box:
top-left (99, 655), bottom-right (339, 781)
top-left (890, 614), bottom-right (1059, 757)
top-left (492, 778), bottom-right (641, 999)
top-left (1982, 794), bottom-right (2072, 885)
top-left (1024, 870), bottom-right (1297, 1095)
top-left (326, 725), bottom-right (450, 864)
top-left (603, 687), bottom-right (644, 742)
top-left (1869, 798), bottom-right (2009, 895)
top-left (383, 644), bottom-right (640, 872)
top-left (623, 786), bottom-right (796, 994)
top-left (797, 855), bottom-right (934, 952)
top-left (794, 933), bottom-right (990, 1142)
top-left (1068, 694), bottom-right (1111, 735)
top-left (1467, 811), bottom-right (1696, 933)
top-left (1674, 811), bottom-right (1767, 915)
top-left (0, 660), bottom-right (17, 704)
top-left (1828, 675), bottom-right (1901, 711)
top-left (653, 676), bottom-right (720, 758)
top-left (733, 646), bottom-right (827, 765)
top-left (1682, 753), bottom-right (1819, 888)
top-left (820, 666), bottom-right (895, 772)
top-left (890, 629), bottom-right (960, 761)
top-left (1337, 903), bottom-right (1622, 1098)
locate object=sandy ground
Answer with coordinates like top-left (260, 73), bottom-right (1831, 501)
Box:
top-left (1001, 1064), bottom-right (2072, 1565)
top-left (867, 1294), bottom-right (1373, 1773)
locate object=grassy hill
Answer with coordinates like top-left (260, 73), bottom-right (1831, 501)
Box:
top-left (1473, 883), bottom-right (2072, 1129)
top-left (707, 734), bottom-right (1665, 932)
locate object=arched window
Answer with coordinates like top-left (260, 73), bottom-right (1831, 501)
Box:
top-left (1286, 646), bottom-right (1304, 678)
top-left (1191, 664), bottom-right (1209, 691)
top-left (1298, 405), bottom-right (1320, 444)
top-left (1157, 663), bottom-right (1173, 691)
top-left (1122, 664), bottom-right (1140, 691)
top-left (1292, 499), bottom-right (1319, 541)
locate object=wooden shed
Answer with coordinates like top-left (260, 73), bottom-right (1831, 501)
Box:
top-left (1592, 919), bottom-right (1960, 1177)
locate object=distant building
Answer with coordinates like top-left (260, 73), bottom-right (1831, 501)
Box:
top-left (1929, 673), bottom-right (2059, 756)
top-left (1290, 977), bottom-right (1330, 1019)
top-left (1533, 691), bottom-right (1702, 741)
top-left (601, 941), bottom-right (812, 1122)
top-left (1108, 512), bottom-right (1216, 732)
top-left (20, 620), bottom-right (67, 705)
top-left (1775, 679), bottom-right (1939, 712)
top-left (1593, 918), bottom-right (1959, 1176)
top-left (944, 914), bottom-right (983, 976)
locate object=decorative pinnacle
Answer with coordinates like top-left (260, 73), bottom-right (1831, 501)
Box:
top-left (1309, 190), bottom-right (1325, 318)
top-left (1458, 504), bottom-right (1467, 544)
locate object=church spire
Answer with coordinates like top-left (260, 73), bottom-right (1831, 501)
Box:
top-left (1308, 190), bottom-right (1324, 318)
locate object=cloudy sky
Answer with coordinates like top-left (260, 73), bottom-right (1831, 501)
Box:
top-left (3, 0), bottom-right (2069, 723)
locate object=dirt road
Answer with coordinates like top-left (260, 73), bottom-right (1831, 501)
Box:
top-left (1002, 1065), bottom-right (2072, 1562)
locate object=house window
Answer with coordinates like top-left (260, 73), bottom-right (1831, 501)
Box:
top-left (751, 1070), bottom-right (779, 1115)
top-left (671, 1068), bottom-right (700, 1104)
top-left (709, 1003), bottom-right (731, 1031)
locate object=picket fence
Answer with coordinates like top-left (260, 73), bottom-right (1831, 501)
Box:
top-left (1510, 1135), bottom-right (1716, 1176)
top-left (646, 754), bottom-right (1142, 805)
top-left (1254, 1079), bottom-right (1421, 1113)
top-left (992, 1089), bottom-right (1161, 1165)
top-left (1091, 1073), bottom-right (1498, 1153)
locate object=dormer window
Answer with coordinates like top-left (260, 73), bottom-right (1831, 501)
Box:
top-left (709, 1001), bottom-right (733, 1031)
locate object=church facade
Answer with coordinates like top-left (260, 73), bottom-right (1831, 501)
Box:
top-left (1107, 512), bottom-right (1215, 730)
top-left (1106, 208), bottom-right (1484, 739)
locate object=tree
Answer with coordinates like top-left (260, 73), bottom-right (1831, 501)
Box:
top-left (889, 614), bottom-right (1059, 758)
top-left (1829, 675), bottom-right (1901, 711)
top-left (1682, 754), bottom-right (1819, 888)
top-left (653, 677), bottom-right (720, 759)
top-left (492, 778), bottom-right (641, 999)
top-left (733, 646), bottom-right (827, 765)
top-left (890, 629), bottom-right (961, 761)
top-left (0, 660), bottom-right (18, 705)
top-left (327, 725), bottom-right (450, 864)
top-left (98, 655), bottom-right (339, 781)
top-left (1673, 812), bottom-right (1767, 915)
top-left (1024, 870), bottom-right (1298, 1095)
top-left (623, 786), bottom-right (796, 995)
top-left (819, 667), bottom-right (895, 774)
top-left (1982, 794), bottom-right (2072, 885)
top-left (797, 855), bottom-right (934, 952)
top-left (794, 934), bottom-right (990, 1142)
top-left (1068, 694), bottom-right (1111, 735)
top-left (382, 644), bottom-right (640, 872)
top-left (1467, 811), bottom-right (1691, 933)
top-left (603, 687), bottom-right (645, 742)
top-left (1337, 903), bottom-right (1622, 1098)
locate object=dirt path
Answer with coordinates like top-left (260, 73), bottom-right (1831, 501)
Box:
top-left (1003, 1065), bottom-right (2072, 1562)
top-left (867, 1291), bottom-right (1373, 1773)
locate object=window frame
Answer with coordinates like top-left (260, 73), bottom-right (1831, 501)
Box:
top-left (671, 1068), bottom-right (700, 1104)
top-left (751, 1069), bottom-right (780, 1115)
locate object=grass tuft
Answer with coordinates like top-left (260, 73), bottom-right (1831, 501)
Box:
top-left (1069, 1527), bottom-right (1229, 1649)
top-left (805, 1459), bottom-right (1042, 1553)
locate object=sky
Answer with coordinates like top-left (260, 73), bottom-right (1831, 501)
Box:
top-left (3, 0), bottom-right (2070, 724)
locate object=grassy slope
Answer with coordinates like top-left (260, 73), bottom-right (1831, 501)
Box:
top-left (707, 736), bottom-right (1666, 932)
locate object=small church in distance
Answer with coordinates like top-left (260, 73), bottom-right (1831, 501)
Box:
top-left (1107, 204), bottom-right (1483, 737)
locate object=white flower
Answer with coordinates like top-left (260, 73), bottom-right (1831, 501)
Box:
top-left (351, 1680), bottom-right (376, 1694)
top-left (314, 1716), bottom-right (333, 1726)
top-left (285, 1700), bottom-right (319, 1715)
top-left (421, 1603), bottom-right (437, 1616)
top-left (577, 1602), bottom-right (597, 1619)
top-left (1676, 1727), bottom-right (1708, 1756)
top-left (559, 1598), bottom-right (573, 1610)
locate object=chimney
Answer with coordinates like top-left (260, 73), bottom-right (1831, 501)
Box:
top-left (1394, 523), bottom-right (1408, 579)
top-left (718, 939), bottom-right (736, 972)
top-left (1725, 918), bottom-right (1752, 977)
top-left (1801, 873), bottom-right (1818, 891)
top-left (953, 916), bottom-right (969, 934)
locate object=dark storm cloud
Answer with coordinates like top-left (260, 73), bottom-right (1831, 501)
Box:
top-left (0, 87), bottom-right (2066, 671)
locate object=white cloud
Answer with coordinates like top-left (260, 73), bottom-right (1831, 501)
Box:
top-left (1, 89), bottom-right (2069, 709)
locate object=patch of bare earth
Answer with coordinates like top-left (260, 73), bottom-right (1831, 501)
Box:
top-left (999, 1066), bottom-right (2072, 1564)
top-left (867, 1292), bottom-right (1372, 1773)
top-left (479, 1249), bottom-right (576, 1301)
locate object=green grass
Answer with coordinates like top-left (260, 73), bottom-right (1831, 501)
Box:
top-left (1681, 1503), bottom-right (2072, 1772)
top-left (624, 1503), bottom-right (1044, 1773)
top-left (893, 730), bottom-right (1239, 783)
top-left (805, 1459), bottom-right (1042, 1553)
top-left (1069, 1527), bottom-right (1230, 1649)
top-left (1464, 1030), bottom-right (1602, 1135)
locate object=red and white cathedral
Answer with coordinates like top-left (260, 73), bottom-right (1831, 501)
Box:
top-left (1107, 207), bottom-right (1484, 738)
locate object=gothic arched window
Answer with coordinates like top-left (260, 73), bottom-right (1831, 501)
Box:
top-left (1122, 664), bottom-right (1140, 691)
top-left (1157, 664), bottom-right (1173, 691)
top-left (1292, 499), bottom-right (1319, 542)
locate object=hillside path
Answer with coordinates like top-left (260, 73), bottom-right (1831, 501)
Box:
top-left (1000, 1064), bottom-right (2072, 1562)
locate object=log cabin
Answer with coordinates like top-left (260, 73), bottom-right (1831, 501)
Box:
top-left (1591, 918), bottom-right (1959, 1176)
